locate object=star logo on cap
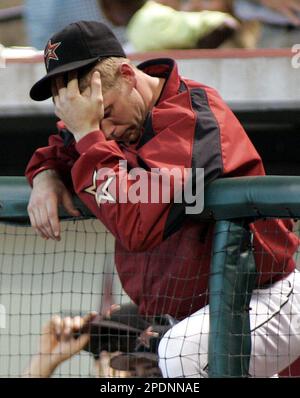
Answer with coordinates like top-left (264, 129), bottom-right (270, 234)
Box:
top-left (44, 40), bottom-right (61, 69)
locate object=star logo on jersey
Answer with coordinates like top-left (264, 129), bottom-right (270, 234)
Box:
top-left (84, 170), bottom-right (115, 206)
top-left (44, 40), bottom-right (61, 69)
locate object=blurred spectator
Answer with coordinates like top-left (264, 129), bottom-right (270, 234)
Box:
top-left (182, 0), bottom-right (300, 47)
top-left (23, 313), bottom-right (96, 377)
top-left (181, 0), bottom-right (300, 24)
top-left (177, 1), bottom-right (257, 48)
top-left (22, 312), bottom-right (134, 377)
top-left (234, 0), bottom-right (300, 48)
top-left (24, 0), bottom-right (129, 51)
top-left (238, 0), bottom-right (300, 26)
top-left (23, 305), bottom-right (162, 378)
top-left (99, 0), bottom-right (239, 52)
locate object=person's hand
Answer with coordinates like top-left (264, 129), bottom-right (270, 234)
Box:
top-left (52, 70), bottom-right (104, 142)
top-left (28, 169), bottom-right (81, 241)
top-left (136, 326), bottom-right (159, 349)
top-left (39, 313), bottom-right (96, 363)
top-left (259, 0), bottom-right (300, 25)
top-left (23, 313), bottom-right (96, 377)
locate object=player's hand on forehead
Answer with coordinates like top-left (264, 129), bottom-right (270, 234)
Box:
top-left (51, 70), bottom-right (79, 101)
top-left (50, 68), bottom-right (104, 141)
top-left (51, 69), bottom-right (103, 100)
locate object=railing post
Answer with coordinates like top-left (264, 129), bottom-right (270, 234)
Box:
top-left (208, 220), bottom-right (257, 377)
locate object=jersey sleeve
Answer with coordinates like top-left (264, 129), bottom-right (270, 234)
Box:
top-left (72, 129), bottom-right (193, 252)
top-left (25, 122), bottom-right (79, 189)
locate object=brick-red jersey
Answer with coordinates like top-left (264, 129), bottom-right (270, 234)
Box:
top-left (26, 58), bottom-right (298, 319)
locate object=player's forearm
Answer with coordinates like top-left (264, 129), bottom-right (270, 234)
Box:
top-left (25, 128), bottom-right (79, 188)
top-left (25, 153), bottom-right (71, 188)
top-left (22, 354), bottom-right (58, 378)
top-left (32, 169), bottom-right (60, 186)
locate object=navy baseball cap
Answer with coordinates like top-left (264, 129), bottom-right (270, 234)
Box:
top-left (30, 20), bottom-right (126, 101)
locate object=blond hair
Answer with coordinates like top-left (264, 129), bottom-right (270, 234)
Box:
top-left (79, 57), bottom-right (133, 93)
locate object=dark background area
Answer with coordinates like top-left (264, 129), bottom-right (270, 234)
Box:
top-left (1, 107), bottom-right (300, 176)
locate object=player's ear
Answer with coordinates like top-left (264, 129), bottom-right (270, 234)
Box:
top-left (119, 63), bottom-right (136, 87)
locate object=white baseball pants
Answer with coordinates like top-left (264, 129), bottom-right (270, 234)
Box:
top-left (158, 269), bottom-right (300, 378)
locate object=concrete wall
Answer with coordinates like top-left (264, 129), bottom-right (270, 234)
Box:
top-left (0, 49), bottom-right (299, 116)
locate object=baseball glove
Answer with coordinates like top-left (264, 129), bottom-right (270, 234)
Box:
top-left (74, 302), bottom-right (175, 376)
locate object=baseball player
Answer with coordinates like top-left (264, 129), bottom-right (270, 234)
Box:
top-left (25, 21), bottom-right (300, 377)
